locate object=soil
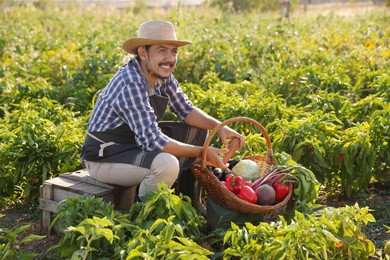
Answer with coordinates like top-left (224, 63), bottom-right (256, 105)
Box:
top-left (0, 207), bottom-right (59, 259)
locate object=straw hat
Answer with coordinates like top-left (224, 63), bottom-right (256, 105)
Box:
top-left (122, 20), bottom-right (191, 54)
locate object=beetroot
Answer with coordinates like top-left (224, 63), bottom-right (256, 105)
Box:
top-left (255, 184), bottom-right (276, 205)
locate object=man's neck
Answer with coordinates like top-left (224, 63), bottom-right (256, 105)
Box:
top-left (139, 62), bottom-right (158, 86)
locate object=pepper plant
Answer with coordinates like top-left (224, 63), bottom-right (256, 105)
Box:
top-left (223, 204), bottom-right (376, 259)
top-left (128, 183), bottom-right (205, 240)
top-left (123, 216), bottom-right (213, 259)
top-left (332, 122), bottom-right (377, 197)
top-left (267, 112), bottom-right (341, 186)
top-left (0, 97), bottom-right (85, 207)
top-left (0, 214), bottom-right (46, 260)
top-left (63, 216), bottom-right (120, 260)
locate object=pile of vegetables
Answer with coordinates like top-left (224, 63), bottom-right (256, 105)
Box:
top-left (213, 155), bottom-right (320, 211)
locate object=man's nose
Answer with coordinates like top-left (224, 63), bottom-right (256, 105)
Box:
top-left (166, 52), bottom-right (177, 62)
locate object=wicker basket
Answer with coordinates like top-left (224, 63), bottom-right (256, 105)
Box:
top-left (191, 117), bottom-right (293, 215)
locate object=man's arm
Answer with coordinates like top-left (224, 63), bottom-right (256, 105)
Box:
top-left (183, 107), bottom-right (221, 131)
top-left (172, 107), bottom-right (245, 167)
top-left (160, 107), bottom-right (231, 169)
top-left (162, 136), bottom-right (228, 169)
top-left (184, 107), bottom-right (245, 149)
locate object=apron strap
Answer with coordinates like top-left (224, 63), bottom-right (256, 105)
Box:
top-left (88, 132), bottom-right (117, 157)
top-left (87, 132), bottom-right (106, 143)
top-left (98, 142), bottom-right (116, 157)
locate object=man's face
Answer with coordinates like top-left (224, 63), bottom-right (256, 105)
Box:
top-left (143, 44), bottom-right (178, 80)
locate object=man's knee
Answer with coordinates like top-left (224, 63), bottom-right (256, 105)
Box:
top-left (152, 152), bottom-right (180, 180)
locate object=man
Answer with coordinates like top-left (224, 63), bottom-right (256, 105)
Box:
top-left (279, 0), bottom-right (291, 22)
top-left (81, 20), bottom-right (244, 200)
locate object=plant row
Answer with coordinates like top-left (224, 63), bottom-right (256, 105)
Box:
top-left (30, 185), bottom-right (380, 259)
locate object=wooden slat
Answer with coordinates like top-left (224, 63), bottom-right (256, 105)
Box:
top-left (52, 186), bottom-right (93, 201)
top-left (39, 198), bottom-right (59, 213)
top-left (60, 169), bottom-right (115, 189)
top-left (44, 176), bottom-right (79, 187)
top-left (69, 182), bottom-right (113, 196)
top-left (40, 182), bottom-right (53, 236)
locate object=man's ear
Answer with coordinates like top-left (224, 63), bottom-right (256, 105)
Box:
top-left (137, 46), bottom-right (147, 61)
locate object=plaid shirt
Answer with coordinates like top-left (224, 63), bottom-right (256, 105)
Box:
top-left (87, 58), bottom-right (194, 151)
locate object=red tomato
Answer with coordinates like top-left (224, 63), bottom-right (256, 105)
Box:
top-left (272, 181), bottom-right (290, 201)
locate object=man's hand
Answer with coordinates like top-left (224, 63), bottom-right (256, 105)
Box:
top-left (182, 107), bottom-right (245, 169)
top-left (222, 137), bottom-right (241, 164)
top-left (205, 146), bottom-right (229, 170)
top-left (218, 126), bottom-right (245, 150)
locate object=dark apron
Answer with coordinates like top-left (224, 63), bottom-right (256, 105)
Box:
top-left (81, 94), bottom-right (207, 170)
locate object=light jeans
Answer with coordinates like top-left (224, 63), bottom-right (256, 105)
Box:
top-left (86, 152), bottom-right (179, 197)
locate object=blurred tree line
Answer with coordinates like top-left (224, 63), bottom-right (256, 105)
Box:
top-left (207, 0), bottom-right (389, 12)
top-left (208, 0), bottom-right (293, 12)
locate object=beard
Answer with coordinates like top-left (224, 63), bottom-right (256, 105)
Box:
top-left (145, 61), bottom-right (174, 80)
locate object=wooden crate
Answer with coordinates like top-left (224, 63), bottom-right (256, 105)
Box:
top-left (39, 169), bottom-right (136, 235)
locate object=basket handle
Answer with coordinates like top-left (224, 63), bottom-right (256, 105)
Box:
top-left (201, 117), bottom-right (273, 170)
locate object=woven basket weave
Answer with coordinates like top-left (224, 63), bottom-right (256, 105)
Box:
top-left (191, 117), bottom-right (293, 215)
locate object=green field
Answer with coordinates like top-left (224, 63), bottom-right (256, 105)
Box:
top-left (0, 2), bottom-right (389, 259)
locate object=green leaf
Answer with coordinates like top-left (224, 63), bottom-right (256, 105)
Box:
top-left (149, 218), bottom-right (168, 234)
top-left (322, 230), bottom-right (340, 243)
top-left (19, 234), bottom-right (46, 245)
top-left (66, 226), bottom-right (85, 234)
top-left (14, 224), bottom-right (32, 235)
top-left (96, 228), bottom-right (118, 244)
top-left (92, 216), bottom-right (114, 227)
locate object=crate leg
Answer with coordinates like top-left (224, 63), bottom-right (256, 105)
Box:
top-left (114, 186), bottom-right (137, 211)
top-left (40, 183), bottom-right (53, 236)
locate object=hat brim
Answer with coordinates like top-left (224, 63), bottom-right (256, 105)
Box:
top-left (123, 38), bottom-right (192, 54)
